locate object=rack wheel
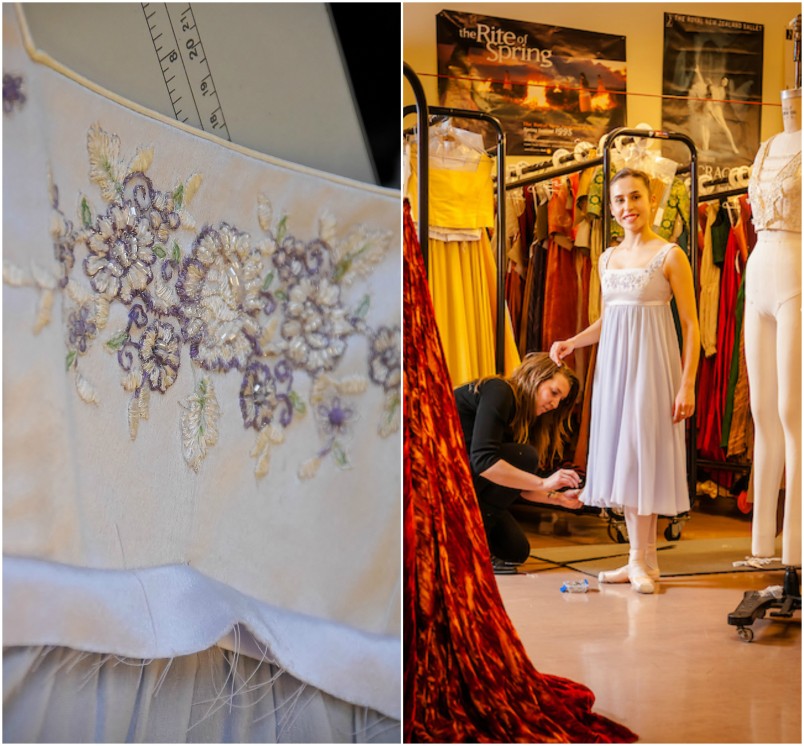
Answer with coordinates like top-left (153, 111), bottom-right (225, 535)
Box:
top-left (737, 626), bottom-right (754, 642)
top-left (664, 520), bottom-right (682, 541)
top-left (553, 516), bottom-right (571, 537)
top-left (608, 522), bottom-right (628, 544)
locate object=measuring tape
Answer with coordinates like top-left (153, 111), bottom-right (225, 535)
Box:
top-left (141, 2), bottom-right (230, 140)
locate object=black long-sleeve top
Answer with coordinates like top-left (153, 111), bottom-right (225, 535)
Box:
top-left (454, 378), bottom-right (517, 476)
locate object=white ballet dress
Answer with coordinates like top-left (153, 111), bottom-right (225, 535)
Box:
top-left (580, 243), bottom-right (690, 516)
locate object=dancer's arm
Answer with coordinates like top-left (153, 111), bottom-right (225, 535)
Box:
top-left (481, 460), bottom-right (581, 493)
top-left (549, 314), bottom-right (603, 365)
top-left (665, 246), bottom-right (701, 423)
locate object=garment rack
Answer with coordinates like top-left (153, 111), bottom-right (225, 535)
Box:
top-left (695, 182), bottom-right (753, 482)
top-left (403, 63), bottom-right (429, 267)
top-left (403, 87), bottom-right (509, 374)
top-left (501, 128), bottom-right (701, 505)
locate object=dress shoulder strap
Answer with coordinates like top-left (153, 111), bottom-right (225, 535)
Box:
top-left (599, 246), bottom-right (616, 271)
top-left (651, 242), bottom-right (681, 273)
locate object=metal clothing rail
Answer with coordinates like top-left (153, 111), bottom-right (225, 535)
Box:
top-left (402, 99), bottom-right (509, 374)
top-left (602, 127), bottom-right (700, 502)
top-left (505, 155), bottom-right (697, 193)
top-left (504, 153), bottom-right (604, 191)
top-left (502, 133), bottom-right (672, 191)
top-left (699, 185), bottom-right (749, 203)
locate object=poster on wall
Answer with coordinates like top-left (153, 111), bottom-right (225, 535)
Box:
top-left (436, 9), bottom-right (627, 156)
top-left (662, 13), bottom-right (763, 179)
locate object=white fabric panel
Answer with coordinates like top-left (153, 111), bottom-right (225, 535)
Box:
top-left (4, 556), bottom-right (399, 717)
top-left (3, 1), bottom-right (401, 725)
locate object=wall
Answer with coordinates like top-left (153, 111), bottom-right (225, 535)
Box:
top-left (404, 2), bottom-right (800, 156)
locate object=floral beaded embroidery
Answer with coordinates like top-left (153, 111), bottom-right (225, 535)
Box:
top-left (601, 245), bottom-right (672, 294)
top-left (8, 123), bottom-right (400, 479)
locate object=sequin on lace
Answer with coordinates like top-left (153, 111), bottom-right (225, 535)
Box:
top-left (3, 72), bottom-right (25, 113)
top-left (6, 123), bottom-right (400, 478)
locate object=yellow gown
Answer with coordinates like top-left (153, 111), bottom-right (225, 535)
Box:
top-left (406, 146), bottom-right (520, 386)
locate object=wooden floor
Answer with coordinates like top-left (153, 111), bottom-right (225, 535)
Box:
top-left (496, 495), bottom-right (802, 744)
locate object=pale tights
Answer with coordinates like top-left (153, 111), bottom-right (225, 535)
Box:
top-left (599, 507), bottom-right (659, 593)
top-left (744, 233), bottom-right (801, 566)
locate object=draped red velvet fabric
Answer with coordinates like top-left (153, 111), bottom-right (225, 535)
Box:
top-left (403, 200), bottom-right (638, 744)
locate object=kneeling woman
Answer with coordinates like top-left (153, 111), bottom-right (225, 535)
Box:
top-left (454, 352), bottom-right (583, 571)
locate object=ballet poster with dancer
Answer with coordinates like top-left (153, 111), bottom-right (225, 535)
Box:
top-left (436, 9), bottom-right (627, 155)
top-left (661, 12), bottom-right (763, 178)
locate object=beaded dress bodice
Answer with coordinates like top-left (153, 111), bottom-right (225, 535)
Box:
top-left (748, 137), bottom-right (802, 233)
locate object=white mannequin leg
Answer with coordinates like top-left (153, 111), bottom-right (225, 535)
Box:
top-left (744, 231), bottom-right (802, 566)
top-left (775, 296), bottom-right (801, 565)
top-left (744, 296), bottom-right (784, 558)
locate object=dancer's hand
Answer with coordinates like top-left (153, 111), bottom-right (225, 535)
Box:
top-left (673, 390), bottom-right (695, 423)
top-left (550, 339), bottom-right (574, 366)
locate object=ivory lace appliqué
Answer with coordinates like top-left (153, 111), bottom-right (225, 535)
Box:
top-left (601, 245), bottom-right (671, 294)
top-left (7, 123), bottom-right (400, 479)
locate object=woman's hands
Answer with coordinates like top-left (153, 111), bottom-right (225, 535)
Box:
top-left (521, 486), bottom-right (583, 510)
top-left (542, 468), bottom-right (582, 492)
top-left (520, 468), bottom-right (583, 510)
top-left (553, 488), bottom-right (583, 510)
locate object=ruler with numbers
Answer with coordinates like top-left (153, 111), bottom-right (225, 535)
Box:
top-left (141, 2), bottom-right (231, 140)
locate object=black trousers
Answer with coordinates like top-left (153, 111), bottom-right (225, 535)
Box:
top-left (473, 442), bottom-right (540, 564)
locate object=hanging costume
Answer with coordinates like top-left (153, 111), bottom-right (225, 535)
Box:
top-left (403, 200), bottom-right (637, 743)
top-left (516, 184), bottom-right (549, 356)
top-left (3, 4), bottom-right (400, 740)
top-left (724, 196), bottom-right (754, 459)
top-left (540, 176), bottom-right (580, 370)
top-left (405, 140), bottom-right (520, 386)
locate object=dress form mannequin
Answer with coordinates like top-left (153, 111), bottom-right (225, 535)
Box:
top-left (744, 86), bottom-right (802, 566)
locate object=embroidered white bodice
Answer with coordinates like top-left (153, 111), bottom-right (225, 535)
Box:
top-left (748, 136), bottom-right (802, 233)
top-left (3, 3), bottom-right (400, 720)
top-left (600, 243), bottom-right (674, 304)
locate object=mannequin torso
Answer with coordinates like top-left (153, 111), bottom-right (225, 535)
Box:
top-left (748, 89), bottom-right (801, 235)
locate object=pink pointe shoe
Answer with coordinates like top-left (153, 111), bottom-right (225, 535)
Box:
top-left (627, 563), bottom-right (656, 594)
top-left (598, 562), bottom-right (660, 590)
